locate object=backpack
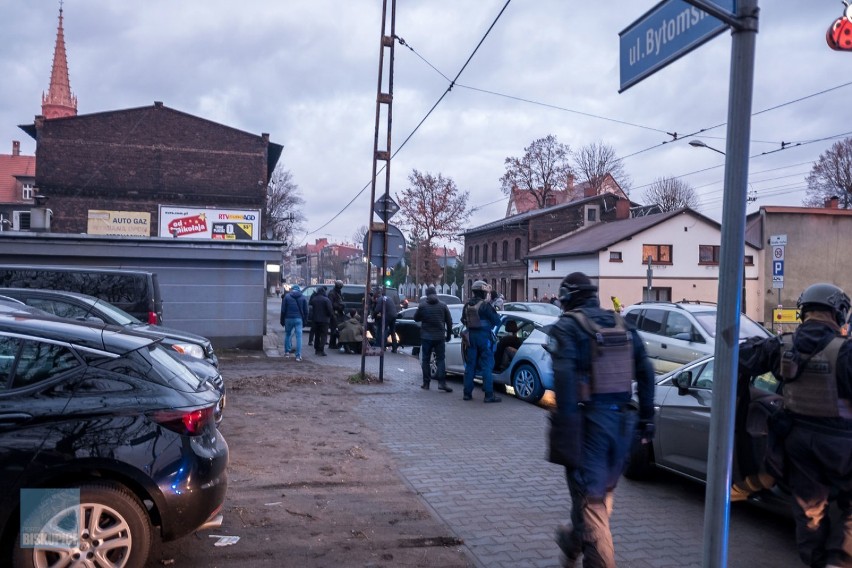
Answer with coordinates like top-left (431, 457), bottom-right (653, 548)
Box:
top-left (564, 310), bottom-right (634, 396)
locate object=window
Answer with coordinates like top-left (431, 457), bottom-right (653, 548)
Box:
top-left (642, 244), bottom-right (672, 264)
top-left (474, 245), bottom-right (480, 264)
top-left (693, 360), bottom-right (715, 389)
top-left (532, 260), bottom-right (539, 272)
top-left (744, 255), bottom-right (754, 266)
top-left (699, 245), bottom-right (721, 265)
top-left (664, 312), bottom-right (694, 339)
top-left (13, 211), bottom-right (31, 230)
top-left (22, 183), bottom-right (34, 200)
top-left (550, 259), bottom-right (556, 271)
top-left (514, 238), bottom-right (521, 260)
top-left (491, 242), bottom-right (497, 263)
top-left (0, 336), bottom-right (20, 389)
top-left (638, 309), bottom-right (665, 334)
top-left (502, 241), bottom-right (508, 261)
top-left (609, 251), bottom-right (622, 262)
top-left (642, 287), bottom-right (672, 302)
top-left (587, 208), bottom-right (597, 222)
top-left (12, 340), bottom-right (80, 389)
top-left (482, 244), bottom-right (487, 264)
top-left (467, 246), bottom-right (473, 262)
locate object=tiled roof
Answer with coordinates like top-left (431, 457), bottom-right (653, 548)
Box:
top-left (526, 208), bottom-right (713, 258)
top-left (0, 153), bottom-right (36, 203)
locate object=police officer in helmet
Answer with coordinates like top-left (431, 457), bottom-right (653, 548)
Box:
top-left (547, 272), bottom-right (655, 567)
top-left (461, 280), bottom-right (503, 402)
top-left (738, 283), bottom-right (852, 568)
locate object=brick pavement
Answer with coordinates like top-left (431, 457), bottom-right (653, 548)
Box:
top-left (264, 305), bottom-right (799, 567)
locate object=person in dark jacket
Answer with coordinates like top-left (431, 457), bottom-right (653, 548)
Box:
top-left (738, 283), bottom-right (852, 568)
top-left (414, 286), bottom-right (454, 392)
top-left (372, 287), bottom-right (399, 353)
top-left (547, 272), bottom-right (655, 568)
top-left (327, 280), bottom-right (345, 349)
top-left (494, 319), bottom-right (523, 372)
top-left (280, 285), bottom-right (308, 361)
top-left (461, 280), bottom-right (503, 402)
top-left (337, 309), bottom-right (364, 354)
top-left (309, 286), bottom-right (334, 356)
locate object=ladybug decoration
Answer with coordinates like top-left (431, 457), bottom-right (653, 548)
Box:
top-left (827, 1), bottom-right (852, 50)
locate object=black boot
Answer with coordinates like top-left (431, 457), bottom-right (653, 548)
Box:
top-left (438, 382), bottom-right (453, 393)
top-left (421, 381), bottom-right (430, 390)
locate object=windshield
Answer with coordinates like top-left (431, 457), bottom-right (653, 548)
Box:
top-left (92, 299), bottom-right (141, 325)
top-left (146, 344), bottom-right (205, 392)
top-left (693, 311), bottom-right (770, 339)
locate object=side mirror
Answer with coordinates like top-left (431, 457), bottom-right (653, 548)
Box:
top-left (674, 370), bottom-right (693, 394)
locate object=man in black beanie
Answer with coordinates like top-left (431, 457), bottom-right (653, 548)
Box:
top-left (414, 286), bottom-right (454, 392)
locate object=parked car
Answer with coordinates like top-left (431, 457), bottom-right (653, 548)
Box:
top-left (624, 354), bottom-right (788, 511)
top-left (622, 301), bottom-right (772, 374)
top-left (418, 293), bottom-right (462, 305)
top-left (395, 304), bottom-right (465, 355)
top-left (0, 264), bottom-right (164, 324)
top-left (436, 312), bottom-right (558, 403)
top-left (0, 312), bottom-right (229, 567)
top-left (0, 287), bottom-right (217, 367)
top-left (503, 301), bottom-right (562, 316)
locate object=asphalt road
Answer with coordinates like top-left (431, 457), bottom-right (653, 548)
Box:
top-left (264, 303), bottom-right (801, 568)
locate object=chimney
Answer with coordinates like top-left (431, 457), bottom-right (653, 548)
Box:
top-left (615, 197), bottom-right (630, 219)
top-left (12, 141), bottom-right (20, 156)
top-left (826, 196), bottom-right (839, 209)
top-left (567, 174), bottom-right (575, 192)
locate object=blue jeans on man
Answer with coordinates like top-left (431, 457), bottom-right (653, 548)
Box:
top-left (284, 318), bottom-right (303, 358)
top-left (463, 330), bottom-right (498, 401)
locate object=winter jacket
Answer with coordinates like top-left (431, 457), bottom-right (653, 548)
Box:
top-left (338, 316), bottom-right (364, 343)
top-left (309, 290), bottom-right (335, 324)
top-left (280, 290), bottom-right (308, 325)
top-left (414, 294), bottom-right (453, 341)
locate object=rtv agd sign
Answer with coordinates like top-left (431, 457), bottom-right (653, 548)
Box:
top-left (158, 206), bottom-right (260, 240)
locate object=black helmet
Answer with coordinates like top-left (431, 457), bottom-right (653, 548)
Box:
top-left (797, 283), bottom-right (850, 326)
top-left (558, 272), bottom-right (598, 308)
top-left (334, 280), bottom-right (344, 289)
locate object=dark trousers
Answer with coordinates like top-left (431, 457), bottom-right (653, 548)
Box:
top-left (463, 331), bottom-right (495, 397)
top-left (563, 405), bottom-right (637, 568)
top-left (375, 317), bottom-right (398, 351)
top-left (785, 424), bottom-right (852, 568)
top-left (421, 338), bottom-right (446, 385)
top-left (313, 322), bottom-right (329, 353)
top-left (329, 314), bottom-right (343, 348)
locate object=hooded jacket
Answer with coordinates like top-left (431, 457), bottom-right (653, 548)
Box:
top-left (281, 289), bottom-right (308, 324)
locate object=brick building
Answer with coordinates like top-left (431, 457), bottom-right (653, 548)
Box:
top-left (20, 101), bottom-right (282, 235)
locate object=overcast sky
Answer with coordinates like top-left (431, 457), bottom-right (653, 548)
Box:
top-left (1, 1), bottom-right (849, 249)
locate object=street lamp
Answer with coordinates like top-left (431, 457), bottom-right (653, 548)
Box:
top-left (688, 139), bottom-right (726, 156)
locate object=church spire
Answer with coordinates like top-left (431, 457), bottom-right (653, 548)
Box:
top-left (41, 1), bottom-right (77, 119)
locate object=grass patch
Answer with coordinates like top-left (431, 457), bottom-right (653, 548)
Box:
top-left (348, 372), bottom-right (380, 384)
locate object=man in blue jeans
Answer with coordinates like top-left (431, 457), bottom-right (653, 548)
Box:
top-left (461, 280), bottom-right (502, 403)
top-left (280, 285), bottom-right (307, 361)
top-left (414, 286), bottom-right (454, 392)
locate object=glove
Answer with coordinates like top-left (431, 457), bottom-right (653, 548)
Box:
top-left (637, 420), bottom-right (655, 444)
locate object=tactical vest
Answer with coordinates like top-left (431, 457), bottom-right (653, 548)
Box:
top-left (780, 334), bottom-right (852, 419)
top-left (565, 310), bottom-right (634, 396)
top-left (464, 300), bottom-right (484, 329)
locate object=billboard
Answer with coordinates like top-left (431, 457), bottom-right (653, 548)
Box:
top-left (158, 206), bottom-right (260, 240)
top-left (87, 210), bottom-right (151, 237)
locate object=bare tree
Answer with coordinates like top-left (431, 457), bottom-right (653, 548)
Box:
top-left (395, 169), bottom-right (471, 245)
top-left (643, 177), bottom-right (698, 212)
top-left (500, 135), bottom-right (576, 208)
top-left (264, 166), bottom-right (305, 243)
top-left (571, 141), bottom-right (631, 195)
top-left (352, 225), bottom-right (368, 248)
top-left (804, 138), bottom-right (852, 208)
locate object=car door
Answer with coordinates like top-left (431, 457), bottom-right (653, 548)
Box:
top-left (659, 311), bottom-right (708, 369)
top-left (654, 358), bottom-right (714, 480)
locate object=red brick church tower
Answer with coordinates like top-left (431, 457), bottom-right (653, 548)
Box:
top-left (41, 3), bottom-right (77, 120)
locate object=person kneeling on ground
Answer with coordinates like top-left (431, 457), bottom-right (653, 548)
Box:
top-left (338, 309), bottom-right (364, 354)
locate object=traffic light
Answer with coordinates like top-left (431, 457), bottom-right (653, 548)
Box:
top-left (384, 277), bottom-right (392, 287)
top-left (384, 268), bottom-right (392, 287)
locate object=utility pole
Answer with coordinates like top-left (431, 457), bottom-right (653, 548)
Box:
top-left (360, 0), bottom-right (396, 382)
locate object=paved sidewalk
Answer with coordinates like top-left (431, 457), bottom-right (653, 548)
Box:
top-left (263, 308), bottom-right (798, 567)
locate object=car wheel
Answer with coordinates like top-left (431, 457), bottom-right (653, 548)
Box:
top-left (14, 482), bottom-right (152, 568)
top-left (427, 350), bottom-right (438, 381)
top-left (511, 363), bottom-right (544, 402)
top-left (624, 440), bottom-right (655, 480)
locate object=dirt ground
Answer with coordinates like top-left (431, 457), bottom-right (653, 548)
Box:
top-left (145, 352), bottom-right (472, 568)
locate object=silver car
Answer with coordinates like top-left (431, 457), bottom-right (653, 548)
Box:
top-left (435, 312), bottom-right (557, 403)
top-left (625, 354), bottom-right (787, 510)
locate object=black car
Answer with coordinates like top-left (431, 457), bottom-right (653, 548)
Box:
top-left (300, 284), bottom-right (401, 325)
top-left (0, 288), bottom-right (218, 368)
top-left (395, 304), bottom-right (465, 355)
top-left (0, 312), bottom-right (229, 566)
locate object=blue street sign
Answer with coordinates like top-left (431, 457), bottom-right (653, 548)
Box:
top-left (772, 260), bottom-right (784, 276)
top-left (619, 0), bottom-right (736, 92)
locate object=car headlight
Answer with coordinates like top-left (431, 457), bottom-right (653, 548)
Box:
top-left (171, 343), bottom-right (206, 359)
